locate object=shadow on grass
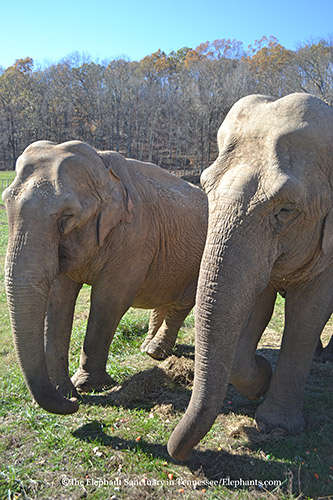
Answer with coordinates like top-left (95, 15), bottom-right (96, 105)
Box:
top-left (72, 420), bottom-right (292, 495)
top-left (72, 413), bottom-right (331, 497)
top-left (73, 347), bottom-right (332, 497)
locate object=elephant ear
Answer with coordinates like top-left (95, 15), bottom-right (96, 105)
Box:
top-left (97, 167), bottom-right (134, 246)
top-left (322, 208), bottom-right (333, 255)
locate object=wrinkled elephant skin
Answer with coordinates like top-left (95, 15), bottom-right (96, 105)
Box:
top-left (167, 93), bottom-right (333, 461)
top-left (3, 141), bottom-right (207, 413)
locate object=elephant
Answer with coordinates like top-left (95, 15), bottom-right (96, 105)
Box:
top-left (3, 140), bottom-right (208, 414)
top-left (316, 335), bottom-right (333, 362)
top-left (167, 93), bottom-right (333, 461)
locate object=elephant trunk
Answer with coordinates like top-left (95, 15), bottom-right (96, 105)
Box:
top-left (168, 205), bottom-right (271, 460)
top-left (5, 231), bottom-right (79, 415)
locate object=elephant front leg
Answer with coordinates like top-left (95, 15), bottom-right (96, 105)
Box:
top-left (144, 303), bottom-right (193, 360)
top-left (230, 285), bottom-right (276, 400)
top-left (140, 306), bottom-right (168, 353)
top-left (255, 272), bottom-right (333, 435)
top-left (45, 275), bottom-right (82, 397)
top-left (71, 284), bottom-right (132, 392)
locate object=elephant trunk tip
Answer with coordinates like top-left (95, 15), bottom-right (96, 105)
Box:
top-left (167, 398), bottom-right (223, 460)
top-left (41, 396), bottom-right (79, 415)
top-left (31, 382), bottom-right (80, 415)
top-left (167, 433), bottom-right (193, 462)
top-left (67, 397), bottom-right (80, 413)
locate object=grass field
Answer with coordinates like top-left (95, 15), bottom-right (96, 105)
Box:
top-left (0, 172), bottom-right (332, 500)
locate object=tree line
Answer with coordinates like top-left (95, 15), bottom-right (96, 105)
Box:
top-left (0, 36), bottom-right (332, 172)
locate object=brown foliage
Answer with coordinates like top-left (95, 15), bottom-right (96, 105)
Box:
top-left (0, 37), bottom-right (331, 171)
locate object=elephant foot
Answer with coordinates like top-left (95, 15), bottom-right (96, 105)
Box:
top-left (140, 337), bottom-right (152, 353)
top-left (231, 355), bottom-right (272, 400)
top-left (142, 339), bottom-right (172, 360)
top-left (146, 345), bottom-right (169, 360)
top-left (71, 369), bottom-right (116, 393)
top-left (255, 400), bottom-right (305, 436)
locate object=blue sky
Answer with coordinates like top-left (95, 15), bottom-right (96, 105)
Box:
top-left (1, 0), bottom-right (332, 69)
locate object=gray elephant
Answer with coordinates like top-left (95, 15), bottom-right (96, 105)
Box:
top-left (3, 140), bottom-right (207, 414)
top-left (168, 93), bottom-right (333, 461)
top-left (316, 335), bottom-right (333, 362)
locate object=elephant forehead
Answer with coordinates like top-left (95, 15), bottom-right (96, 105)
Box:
top-left (217, 124), bottom-right (330, 188)
top-left (219, 118), bottom-right (310, 157)
top-left (16, 145), bottom-right (75, 181)
top-left (217, 163), bottom-right (295, 201)
top-left (218, 93), bottom-right (332, 157)
top-left (12, 153), bottom-right (80, 205)
top-left (29, 178), bottom-right (57, 199)
top-left (18, 140), bottom-right (105, 179)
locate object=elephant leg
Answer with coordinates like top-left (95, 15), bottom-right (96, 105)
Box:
top-left (230, 284), bottom-right (276, 400)
top-left (321, 334), bottom-right (333, 363)
top-left (45, 274), bottom-right (82, 397)
top-left (71, 283), bottom-right (133, 392)
top-left (140, 306), bottom-right (169, 353)
top-left (145, 279), bottom-right (197, 360)
top-left (255, 271), bottom-right (333, 435)
top-left (144, 303), bottom-right (193, 360)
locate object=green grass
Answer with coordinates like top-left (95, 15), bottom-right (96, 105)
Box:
top-left (0, 171), bottom-right (16, 180)
top-left (0, 171), bottom-right (15, 199)
top-left (0, 172), bottom-right (332, 500)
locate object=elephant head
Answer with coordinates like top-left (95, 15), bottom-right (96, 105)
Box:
top-left (3, 140), bottom-right (132, 414)
top-left (167, 93), bottom-right (333, 460)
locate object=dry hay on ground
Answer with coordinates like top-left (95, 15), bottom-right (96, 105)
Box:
top-left (108, 355), bottom-right (194, 409)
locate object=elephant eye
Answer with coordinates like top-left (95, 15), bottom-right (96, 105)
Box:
top-left (275, 207), bottom-right (292, 222)
top-left (58, 214), bottom-right (74, 234)
top-left (273, 204), bottom-right (299, 227)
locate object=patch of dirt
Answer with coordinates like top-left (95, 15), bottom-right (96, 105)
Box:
top-left (160, 355), bottom-right (194, 386)
top-left (151, 403), bottom-right (175, 419)
top-left (107, 355), bottom-right (194, 409)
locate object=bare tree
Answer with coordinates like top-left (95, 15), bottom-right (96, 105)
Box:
top-left (295, 38), bottom-right (333, 105)
top-left (0, 38), bottom-right (331, 172)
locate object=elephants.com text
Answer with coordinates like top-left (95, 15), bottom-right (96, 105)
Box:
top-left (61, 475), bottom-right (282, 489)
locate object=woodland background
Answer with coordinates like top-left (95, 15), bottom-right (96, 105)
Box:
top-left (0, 36), bottom-right (332, 172)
